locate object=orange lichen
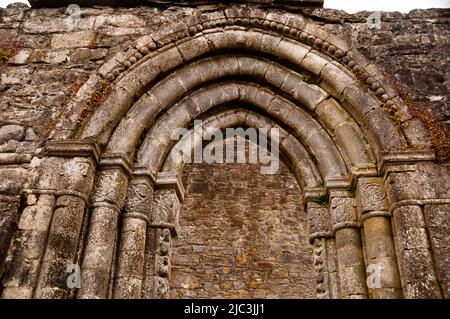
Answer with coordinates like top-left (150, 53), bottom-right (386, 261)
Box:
top-left (385, 71), bottom-right (450, 163)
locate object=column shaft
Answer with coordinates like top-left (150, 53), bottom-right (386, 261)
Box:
top-left (331, 196), bottom-right (367, 298)
top-left (113, 178), bottom-right (153, 299)
top-left (358, 177), bottom-right (402, 298)
top-left (77, 167), bottom-right (129, 299)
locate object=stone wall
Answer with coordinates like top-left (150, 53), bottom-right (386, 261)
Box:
top-left (1, 5), bottom-right (448, 158)
top-left (171, 139), bottom-right (314, 298)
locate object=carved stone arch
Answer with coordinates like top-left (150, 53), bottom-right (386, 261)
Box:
top-left (136, 82), bottom-right (349, 184)
top-left (4, 5), bottom-right (447, 300)
top-left (51, 12), bottom-right (430, 157)
top-left (161, 108), bottom-right (324, 190)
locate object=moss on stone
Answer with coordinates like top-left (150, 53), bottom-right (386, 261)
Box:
top-left (70, 79), bottom-right (111, 138)
top-left (311, 194), bottom-right (329, 205)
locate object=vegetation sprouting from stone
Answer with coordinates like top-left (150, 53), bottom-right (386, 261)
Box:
top-left (346, 185), bottom-right (357, 198)
top-left (386, 73), bottom-right (450, 164)
top-left (0, 35), bottom-right (20, 71)
top-left (70, 80), bottom-right (111, 138)
top-left (311, 194), bottom-right (329, 205)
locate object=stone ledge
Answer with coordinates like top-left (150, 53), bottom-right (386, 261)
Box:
top-left (44, 140), bottom-right (100, 164)
top-left (156, 172), bottom-right (185, 201)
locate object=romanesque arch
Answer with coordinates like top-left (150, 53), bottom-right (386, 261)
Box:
top-left (2, 5), bottom-right (447, 300)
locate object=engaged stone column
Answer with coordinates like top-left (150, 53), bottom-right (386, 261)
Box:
top-left (330, 195), bottom-right (368, 299)
top-left (307, 200), bottom-right (339, 299)
top-left (141, 173), bottom-right (183, 299)
top-left (4, 142), bottom-right (98, 299)
top-left (392, 205), bottom-right (442, 298)
top-left (77, 156), bottom-right (131, 299)
top-left (385, 161), bottom-right (443, 298)
top-left (0, 193), bottom-right (21, 281)
top-left (1, 191), bottom-right (56, 299)
top-left (357, 178), bottom-right (402, 299)
top-left (113, 174), bottom-right (154, 299)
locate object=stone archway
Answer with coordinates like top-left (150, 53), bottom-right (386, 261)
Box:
top-left (171, 135), bottom-right (315, 299)
top-left (2, 6), bottom-right (447, 300)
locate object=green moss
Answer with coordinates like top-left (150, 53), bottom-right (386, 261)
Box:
top-left (0, 36), bottom-right (20, 70)
top-left (99, 143), bottom-right (107, 152)
top-left (0, 49), bottom-right (12, 64)
top-left (346, 185), bottom-right (357, 198)
top-left (311, 194), bottom-right (329, 205)
top-left (301, 70), bottom-right (318, 84)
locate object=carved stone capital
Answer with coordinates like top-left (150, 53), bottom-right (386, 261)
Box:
top-left (124, 177), bottom-right (154, 218)
top-left (152, 189), bottom-right (180, 229)
top-left (156, 172), bottom-right (185, 201)
top-left (307, 202), bottom-right (332, 243)
top-left (330, 197), bottom-right (357, 226)
top-left (357, 177), bottom-right (387, 213)
top-left (45, 140), bottom-right (100, 165)
top-left (91, 168), bottom-right (129, 209)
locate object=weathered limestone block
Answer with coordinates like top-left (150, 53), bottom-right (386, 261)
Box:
top-left (315, 98), bottom-right (349, 130)
top-left (301, 50), bottom-right (331, 76)
top-left (334, 122), bottom-right (372, 168)
top-left (423, 204), bottom-right (450, 298)
top-left (51, 31), bottom-right (96, 49)
top-left (0, 125), bottom-right (25, 144)
top-left (113, 220), bottom-right (147, 298)
top-left (401, 118), bottom-right (433, 149)
top-left (392, 205), bottom-right (442, 298)
top-left (1, 193), bottom-right (55, 299)
top-left (319, 62), bottom-right (355, 97)
top-left (385, 162), bottom-right (450, 204)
